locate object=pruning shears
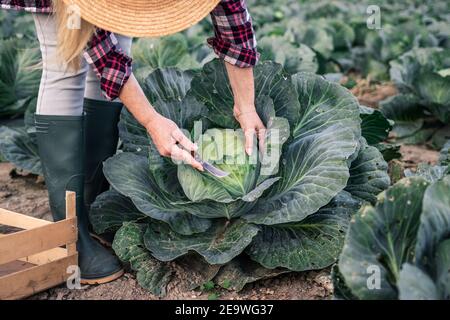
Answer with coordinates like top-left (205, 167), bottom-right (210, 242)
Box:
top-left (194, 152), bottom-right (230, 178)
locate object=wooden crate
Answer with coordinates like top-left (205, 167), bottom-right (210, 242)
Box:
top-left (0, 191), bottom-right (78, 300)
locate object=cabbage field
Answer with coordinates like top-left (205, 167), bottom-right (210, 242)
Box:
top-left (0, 0), bottom-right (449, 300)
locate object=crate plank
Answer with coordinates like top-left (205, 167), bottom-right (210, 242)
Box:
top-left (22, 247), bottom-right (68, 265)
top-left (0, 260), bottom-right (35, 277)
top-left (0, 208), bottom-right (51, 229)
top-left (0, 218), bottom-right (77, 265)
top-left (65, 192), bottom-right (77, 256)
top-left (0, 254), bottom-right (78, 300)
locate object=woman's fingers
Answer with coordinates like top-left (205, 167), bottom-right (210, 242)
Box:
top-left (172, 129), bottom-right (198, 152)
top-left (257, 127), bottom-right (266, 153)
top-left (244, 129), bottom-right (256, 156)
top-left (171, 145), bottom-right (204, 171)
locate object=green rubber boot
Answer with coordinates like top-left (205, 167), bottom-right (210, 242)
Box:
top-left (83, 98), bottom-right (123, 245)
top-left (35, 114), bottom-right (123, 284)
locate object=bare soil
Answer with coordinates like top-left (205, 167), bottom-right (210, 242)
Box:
top-left (399, 145), bottom-right (440, 170)
top-left (0, 162), bottom-right (332, 300)
top-left (349, 77), bottom-right (397, 108)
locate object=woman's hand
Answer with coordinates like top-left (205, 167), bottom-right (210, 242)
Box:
top-left (234, 106), bottom-right (266, 155)
top-left (225, 63), bottom-right (265, 155)
top-left (118, 74), bottom-right (203, 171)
top-left (145, 114), bottom-right (204, 171)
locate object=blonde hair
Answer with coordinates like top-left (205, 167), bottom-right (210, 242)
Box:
top-left (53, 0), bottom-right (95, 70)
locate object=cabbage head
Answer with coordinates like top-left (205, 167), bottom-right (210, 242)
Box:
top-left (90, 60), bottom-right (390, 295)
top-left (390, 48), bottom-right (450, 124)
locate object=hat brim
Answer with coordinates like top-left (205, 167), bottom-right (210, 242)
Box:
top-left (63, 0), bottom-right (221, 37)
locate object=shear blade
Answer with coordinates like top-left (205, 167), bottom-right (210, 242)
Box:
top-left (202, 161), bottom-right (230, 178)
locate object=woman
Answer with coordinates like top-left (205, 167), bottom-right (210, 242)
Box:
top-left (0, 0), bottom-right (265, 284)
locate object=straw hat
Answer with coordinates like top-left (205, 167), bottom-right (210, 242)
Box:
top-left (63, 0), bottom-right (221, 37)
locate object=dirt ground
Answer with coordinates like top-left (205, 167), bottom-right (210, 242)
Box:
top-left (0, 163), bottom-right (333, 300)
top-left (349, 77), bottom-right (397, 108)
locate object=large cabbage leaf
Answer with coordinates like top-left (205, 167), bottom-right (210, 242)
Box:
top-left (337, 175), bottom-right (450, 300)
top-left (143, 219), bottom-right (259, 265)
top-left (338, 177), bottom-right (429, 299)
top-left (389, 48), bottom-right (450, 124)
top-left (0, 39), bottom-right (41, 117)
top-left (0, 126), bottom-right (42, 175)
top-left (246, 191), bottom-right (360, 271)
top-left (244, 72), bottom-right (361, 225)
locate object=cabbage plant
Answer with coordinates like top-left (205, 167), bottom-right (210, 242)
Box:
top-left (90, 60), bottom-right (390, 295)
top-left (379, 48), bottom-right (450, 147)
top-left (334, 173), bottom-right (450, 300)
top-left (389, 48), bottom-right (450, 124)
top-left (0, 39), bottom-right (41, 118)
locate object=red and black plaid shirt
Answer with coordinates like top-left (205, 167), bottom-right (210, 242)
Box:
top-left (1, 0), bottom-right (259, 100)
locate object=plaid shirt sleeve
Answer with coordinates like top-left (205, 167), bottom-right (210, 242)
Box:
top-left (208, 0), bottom-right (259, 67)
top-left (83, 29), bottom-right (132, 101)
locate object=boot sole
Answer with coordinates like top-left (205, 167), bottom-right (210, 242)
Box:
top-left (90, 232), bottom-right (112, 248)
top-left (80, 269), bottom-right (124, 285)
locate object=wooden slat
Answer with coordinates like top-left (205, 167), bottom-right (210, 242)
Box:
top-left (0, 239), bottom-right (66, 265)
top-left (0, 261), bottom-right (34, 277)
top-left (0, 254), bottom-right (78, 300)
top-left (22, 247), bottom-right (68, 265)
top-left (65, 191), bottom-right (78, 256)
top-left (0, 218), bottom-right (77, 265)
top-left (0, 208), bottom-right (51, 229)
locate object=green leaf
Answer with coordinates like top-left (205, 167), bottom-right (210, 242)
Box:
top-left (390, 48), bottom-right (450, 100)
top-left (415, 176), bottom-right (450, 272)
top-left (244, 124), bottom-right (358, 225)
top-left (103, 152), bottom-right (211, 235)
top-left (153, 96), bottom-right (207, 131)
top-left (291, 72), bottom-right (361, 140)
top-left (201, 280), bottom-right (215, 292)
top-left (259, 36), bottom-right (318, 74)
top-left (177, 129), bottom-right (258, 203)
top-left (331, 264), bottom-right (358, 300)
top-left (396, 127), bottom-right (436, 145)
top-left (89, 189), bottom-right (146, 235)
top-left (290, 20), bottom-right (334, 59)
top-left (175, 254), bottom-right (221, 290)
top-left (374, 143), bottom-right (401, 162)
top-left (338, 177), bottom-right (430, 299)
top-left (0, 126), bottom-right (41, 175)
top-left (359, 106), bottom-right (392, 145)
top-left (435, 239), bottom-right (450, 299)
top-left (416, 71), bottom-right (450, 123)
top-left (118, 108), bottom-right (151, 155)
top-left (431, 125), bottom-right (450, 150)
top-left (439, 140), bottom-right (450, 165)
top-left (345, 138), bottom-right (390, 204)
top-left (398, 263), bottom-right (439, 300)
top-left (379, 94), bottom-right (425, 138)
top-left (132, 35), bottom-right (199, 75)
top-left (214, 255), bottom-right (289, 292)
top-left (0, 39), bottom-right (41, 117)
top-left (404, 163), bottom-right (448, 183)
top-left (143, 219), bottom-right (259, 265)
top-left (246, 191), bottom-right (360, 271)
top-left (141, 67), bottom-right (194, 104)
top-left (188, 60), bottom-right (300, 128)
top-left (112, 222), bottom-right (173, 296)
